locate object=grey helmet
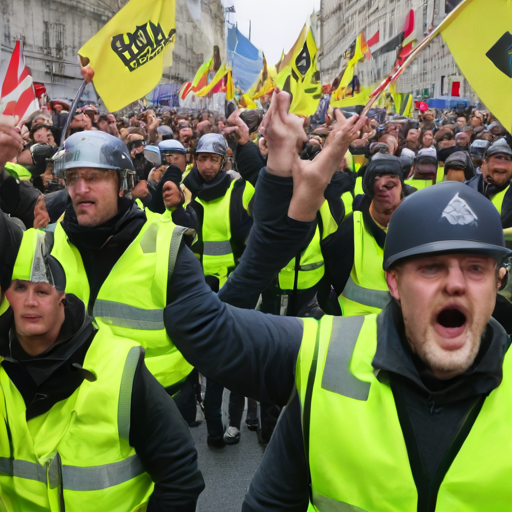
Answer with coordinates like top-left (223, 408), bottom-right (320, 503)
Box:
top-left (53, 131), bottom-right (135, 191)
top-left (383, 181), bottom-right (511, 270)
top-left (195, 133), bottom-right (227, 158)
top-left (158, 139), bottom-right (186, 155)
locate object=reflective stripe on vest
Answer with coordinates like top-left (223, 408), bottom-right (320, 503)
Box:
top-left (342, 276), bottom-right (391, 311)
top-left (17, 218), bottom-right (193, 389)
top-left (0, 330), bottom-right (153, 511)
top-left (195, 180), bottom-right (236, 286)
top-left (338, 211), bottom-right (391, 316)
top-left (297, 315), bottom-right (512, 512)
top-left (278, 202), bottom-right (330, 291)
top-left (0, 453), bottom-right (144, 491)
top-left (491, 185), bottom-right (508, 215)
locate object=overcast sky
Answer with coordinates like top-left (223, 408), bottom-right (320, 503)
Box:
top-left (226, 0), bottom-right (321, 66)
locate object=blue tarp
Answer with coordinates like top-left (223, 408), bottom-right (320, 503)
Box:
top-left (427, 96), bottom-right (472, 110)
top-left (147, 83), bottom-right (181, 107)
top-left (227, 26), bottom-right (263, 93)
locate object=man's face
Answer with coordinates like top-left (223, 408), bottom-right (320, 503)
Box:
top-left (33, 127), bottom-right (50, 144)
top-left (66, 167), bottom-right (119, 227)
top-left (97, 119), bottom-right (109, 132)
top-left (70, 113), bottom-right (86, 130)
top-left (424, 110), bottom-right (435, 122)
top-left (5, 280), bottom-right (65, 343)
top-left (196, 153), bottom-right (222, 182)
top-left (470, 113), bottom-right (484, 128)
top-left (163, 152), bottom-right (187, 173)
top-left (372, 174), bottom-right (402, 211)
top-left (421, 130), bottom-right (434, 147)
top-left (456, 117), bottom-right (467, 128)
top-left (179, 127), bottom-right (193, 143)
top-left (406, 129), bottom-right (420, 143)
top-left (54, 105), bottom-right (62, 113)
top-left (445, 168), bottom-right (466, 183)
top-left (482, 154), bottom-right (512, 188)
top-left (455, 132), bottom-right (470, 148)
top-left (386, 254), bottom-right (499, 380)
top-left (129, 135), bottom-right (145, 158)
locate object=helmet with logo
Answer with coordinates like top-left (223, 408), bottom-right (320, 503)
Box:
top-left (52, 131), bottom-right (135, 191)
top-left (383, 181), bottom-right (511, 270)
top-left (158, 139), bottom-right (187, 155)
top-left (195, 133), bottom-right (227, 158)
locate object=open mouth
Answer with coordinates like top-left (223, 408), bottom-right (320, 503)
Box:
top-left (437, 307), bottom-right (466, 329)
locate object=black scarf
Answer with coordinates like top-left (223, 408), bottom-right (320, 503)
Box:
top-left (183, 166), bottom-right (233, 202)
top-left (62, 196), bottom-right (141, 252)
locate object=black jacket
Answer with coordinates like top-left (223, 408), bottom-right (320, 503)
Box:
top-left (466, 173), bottom-right (512, 228)
top-left (0, 295), bottom-right (204, 511)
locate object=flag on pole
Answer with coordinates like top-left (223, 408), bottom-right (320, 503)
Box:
top-left (78, 0), bottom-right (176, 112)
top-left (0, 41), bottom-right (39, 122)
top-left (440, 0), bottom-right (512, 132)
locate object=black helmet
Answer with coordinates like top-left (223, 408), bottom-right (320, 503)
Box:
top-left (362, 154), bottom-right (403, 199)
top-left (383, 181), bottom-right (511, 270)
top-left (485, 137), bottom-right (512, 159)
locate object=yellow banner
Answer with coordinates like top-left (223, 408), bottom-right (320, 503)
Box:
top-left (441, 0), bottom-right (512, 131)
top-left (79, 0), bottom-right (176, 112)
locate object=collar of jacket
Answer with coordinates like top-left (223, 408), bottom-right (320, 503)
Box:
top-left (466, 172), bottom-right (509, 198)
top-left (62, 196), bottom-right (145, 252)
top-left (360, 195), bottom-right (387, 249)
top-left (372, 300), bottom-right (509, 407)
top-left (183, 165), bottom-right (233, 202)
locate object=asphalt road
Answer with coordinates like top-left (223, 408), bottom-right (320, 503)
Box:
top-left (191, 389), bottom-right (266, 512)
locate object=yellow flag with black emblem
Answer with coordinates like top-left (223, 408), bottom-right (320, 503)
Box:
top-left (280, 27), bottom-right (322, 117)
top-left (440, 0), bottom-right (512, 131)
top-left (79, 0), bottom-right (176, 112)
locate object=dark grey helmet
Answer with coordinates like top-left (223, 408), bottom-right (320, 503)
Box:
top-left (485, 137), bottom-right (512, 159)
top-left (53, 131), bottom-right (135, 189)
top-left (196, 133), bottom-right (227, 157)
top-left (383, 181), bottom-right (511, 270)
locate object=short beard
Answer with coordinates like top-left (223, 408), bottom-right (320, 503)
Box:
top-left (409, 325), bottom-right (485, 379)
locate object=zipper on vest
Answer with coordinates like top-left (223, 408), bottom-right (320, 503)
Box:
top-left (391, 379), bottom-right (486, 511)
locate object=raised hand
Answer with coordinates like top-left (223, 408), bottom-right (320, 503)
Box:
top-left (259, 91), bottom-right (307, 178)
top-left (0, 122), bottom-right (24, 169)
top-left (288, 109), bottom-right (367, 222)
top-left (224, 109), bottom-right (250, 145)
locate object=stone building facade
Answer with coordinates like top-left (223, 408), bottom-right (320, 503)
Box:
top-left (318, 0), bottom-right (476, 102)
top-left (0, 0), bottom-right (225, 105)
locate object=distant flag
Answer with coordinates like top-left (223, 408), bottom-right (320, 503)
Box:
top-left (78, 0), bottom-right (176, 112)
top-left (367, 30), bottom-right (380, 47)
top-left (191, 57), bottom-right (213, 92)
top-left (0, 41), bottom-right (39, 122)
top-left (440, 0), bottom-right (512, 131)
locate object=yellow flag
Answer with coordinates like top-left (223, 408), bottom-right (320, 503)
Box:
top-left (195, 64), bottom-right (230, 97)
top-left (288, 28), bottom-right (322, 117)
top-left (192, 58), bottom-right (213, 91)
top-left (79, 0), bottom-right (176, 112)
top-left (440, 0), bottom-right (512, 131)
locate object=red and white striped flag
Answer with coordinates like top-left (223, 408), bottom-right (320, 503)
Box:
top-left (0, 41), bottom-right (40, 122)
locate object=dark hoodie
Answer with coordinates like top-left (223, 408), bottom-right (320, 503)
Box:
top-left (0, 294), bottom-right (204, 511)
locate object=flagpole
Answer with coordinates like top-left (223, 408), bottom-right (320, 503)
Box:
top-left (59, 79), bottom-right (87, 147)
top-left (362, 0), bottom-right (474, 115)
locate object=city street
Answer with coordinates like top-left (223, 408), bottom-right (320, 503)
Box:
top-left (192, 390), bottom-right (266, 512)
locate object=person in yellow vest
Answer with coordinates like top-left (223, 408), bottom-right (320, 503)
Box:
top-left (0, 129), bottom-right (196, 424)
top-left (465, 138), bottom-right (512, 228)
top-left (332, 154), bottom-right (415, 316)
top-left (164, 93), bottom-right (512, 510)
top-left (0, 241), bottom-right (204, 512)
top-left (404, 147), bottom-right (439, 190)
top-left (183, 133), bottom-right (254, 448)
